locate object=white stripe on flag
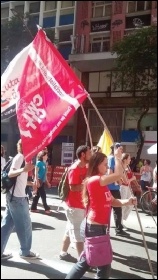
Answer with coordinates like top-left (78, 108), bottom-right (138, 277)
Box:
top-left (29, 47), bottom-right (80, 110)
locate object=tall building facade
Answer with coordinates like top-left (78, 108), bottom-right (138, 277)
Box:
top-left (1, 1), bottom-right (157, 166)
top-left (70, 1), bottom-right (157, 165)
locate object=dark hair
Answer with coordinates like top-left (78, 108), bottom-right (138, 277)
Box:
top-left (145, 159), bottom-right (151, 165)
top-left (17, 139), bottom-right (23, 154)
top-left (37, 151), bottom-right (47, 161)
top-left (82, 152), bottom-right (106, 207)
top-left (76, 145), bottom-right (89, 159)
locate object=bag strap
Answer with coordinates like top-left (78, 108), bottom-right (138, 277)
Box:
top-left (10, 160), bottom-right (25, 202)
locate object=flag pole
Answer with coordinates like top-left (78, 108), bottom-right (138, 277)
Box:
top-left (122, 164), bottom-right (155, 279)
top-left (81, 104), bottom-right (93, 150)
top-left (88, 96), bottom-right (114, 142)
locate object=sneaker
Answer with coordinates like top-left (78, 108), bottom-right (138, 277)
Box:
top-left (30, 209), bottom-right (40, 213)
top-left (1, 253), bottom-right (13, 261)
top-left (59, 253), bottom-right (77, 263)
top-left (20, 251), bottom-right (40, 259)
top-left (115, 230), bottom-right (130, 237)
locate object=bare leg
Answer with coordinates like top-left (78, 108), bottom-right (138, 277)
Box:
top-left (61, 234), bottom-right (70, 253)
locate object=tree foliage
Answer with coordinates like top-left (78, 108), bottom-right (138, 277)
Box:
top-left (1, 14), bottom-right (55, 74)
top-left (112, 26), bottom-right (157, 168)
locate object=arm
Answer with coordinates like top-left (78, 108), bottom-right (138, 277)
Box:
top-left (111, 195), bottom-right (137, 207)
top-left (100, 158), bottom-right (124, 186)
top-left (8, 163), bottom-right (34, 177)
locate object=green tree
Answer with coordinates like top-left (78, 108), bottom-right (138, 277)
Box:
top-left (1, 13), bottom-right (55, 74)
top-left (112, 26), bottom-right (157, 169)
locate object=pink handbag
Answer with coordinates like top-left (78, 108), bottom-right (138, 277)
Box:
top-left (84, 234), bottom-right (113, 267)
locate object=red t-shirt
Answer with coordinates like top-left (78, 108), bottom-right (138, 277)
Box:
top-left (66, 161), bottom-right (87, 209)
top-left (87, 176), bottom-right (112, 225)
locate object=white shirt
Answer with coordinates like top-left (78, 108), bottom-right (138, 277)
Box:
top-left (1, 156), bottom-right (6, 171)
top-left (9, 153), bottom-right (28, 197)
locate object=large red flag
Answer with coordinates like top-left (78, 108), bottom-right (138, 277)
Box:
top-left (17, 29), bottom-right (88, 161)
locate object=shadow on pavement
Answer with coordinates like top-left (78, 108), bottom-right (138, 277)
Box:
top-left (1, 259), bottom-right (90, 279)
top-left (32, 222), bottom-right (55, 231)
top-left (111, 267), bottom-right (144, 279)
top-left (1, 260), bottom-right (66, 279)
top-left (113, 252), bottom-right (157, 276)
top-left (111, 235), bottom-right (157, 251)
top-left (126, 228), bottom-right (157, 239)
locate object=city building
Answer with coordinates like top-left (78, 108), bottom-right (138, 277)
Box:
top-left (1, 1), bottom-right (157, 166)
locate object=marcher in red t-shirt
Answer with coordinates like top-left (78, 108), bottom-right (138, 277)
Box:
top-left (59, 145), bottom-right (92, 262)
top-left (65, 150), bottom-right (137, 279)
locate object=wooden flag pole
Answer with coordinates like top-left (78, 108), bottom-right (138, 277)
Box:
top-left (88, 95), bottom-right (114, 143)
top-left (81, 104), bottom-right (93, 150)
top-left (121, 163), bottom-right (155, 279)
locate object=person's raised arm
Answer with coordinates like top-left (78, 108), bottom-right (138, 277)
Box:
top-left (100, 147), bottom-right (124, 186)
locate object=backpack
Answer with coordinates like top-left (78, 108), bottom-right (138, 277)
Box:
top-left (58, 167), bottom-right (69, 201)
top-left (1, 157), bottom-right (25, 197)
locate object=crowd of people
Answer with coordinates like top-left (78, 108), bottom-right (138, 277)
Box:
top-left (1, 141), bottom-right (157, 279)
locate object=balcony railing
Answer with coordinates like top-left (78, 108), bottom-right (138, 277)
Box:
top-left (70, 35), bottom-right (111, 54)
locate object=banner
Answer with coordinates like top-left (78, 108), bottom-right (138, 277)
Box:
top-left (17, 29), bottom-right (89, 161)
top-left (97, 130), bottom-right (114, 156)
top-left (1, 44), bottom-right (31, 120)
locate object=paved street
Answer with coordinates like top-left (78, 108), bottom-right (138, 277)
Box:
top-left (1, 188), bottom-right (157, 279)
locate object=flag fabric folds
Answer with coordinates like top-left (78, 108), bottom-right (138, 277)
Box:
top-left (1, 44), bottom-right (31, 120)
top-left (16, 29), bottom-right (89, 161)
top-left (97, 130), bottom-right (114, 156)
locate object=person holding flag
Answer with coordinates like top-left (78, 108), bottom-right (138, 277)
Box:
top-left (107, 143), bottom-right (130, 236)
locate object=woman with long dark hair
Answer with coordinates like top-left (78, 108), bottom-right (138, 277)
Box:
top-left (65, 149), bottom-right (137, 279)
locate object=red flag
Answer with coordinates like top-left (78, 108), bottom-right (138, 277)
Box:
top-left (17, 29), bottom-right (88, 161)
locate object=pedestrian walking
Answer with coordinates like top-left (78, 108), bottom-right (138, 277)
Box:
top-left (59, 145), bottom-right (92, 262)
top-left (107, 143), bottom-right (130, 236)
top-left (65, 151), bottom-right (137, 279)
top-left (140, 159), bottom-right (153, 193)
top-left (120, 153), bottom-right (137, 221)
top-left (1, 139), bottom-right (39, 260)
top-left (30, 150), bottom-right (51, 214)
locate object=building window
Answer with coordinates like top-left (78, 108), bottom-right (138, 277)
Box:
top-left (127, 1), bottom-right (152, 13)
top-left (61, 1), bottom-right (75, 8)
top-left (1, 7), bottom-right (9, 18)
top-left (92, 1), bottom-right (112, 18)
top-left (59, 29), bottom-right (73, 42)
top-left (29, 2), bottom-right (40, 14)
top-left (89, 71), bottom-right (111, 93)
top-left (90, 35), bottom-right (110, 53)
top-left (45, 1), bottom-right (57, 11)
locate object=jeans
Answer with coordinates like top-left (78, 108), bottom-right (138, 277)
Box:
top-left (65, 223), bottom-right (111, 279)
top-left (1, 193), bottom-right (32, 256)
top-left (110, 190), bottom-right (123, 232)
top-left (31, 183), bottom-right (50, 211)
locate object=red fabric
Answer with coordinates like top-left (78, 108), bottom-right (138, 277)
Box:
top-left (86, 176), bottom-right (112, 224)
top-left (66, 162), bottom-right (87, 209)
top-left (17, 30), bottom-right (88, 161)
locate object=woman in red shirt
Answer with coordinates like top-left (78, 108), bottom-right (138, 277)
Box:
top-left (66, 149), bottom-right (137, 279)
